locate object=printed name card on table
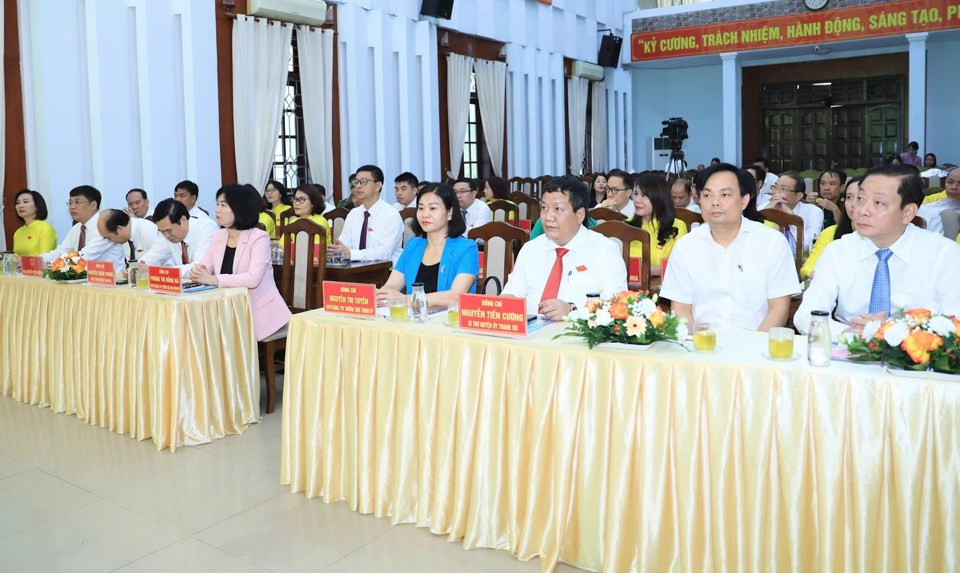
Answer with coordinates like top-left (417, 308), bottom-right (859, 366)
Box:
top-left (628, 257), bottom-right (641, 285)
top-left (457, 293), bottom-right (528, 338)
top-left (322, 281), bottom-right (376, 318)
top-left (148, 266), bottom-right (183, 294)
top-left (20, 256), bottom-right (44, 278)
top-left (86, 261), bottom-right (116, 286)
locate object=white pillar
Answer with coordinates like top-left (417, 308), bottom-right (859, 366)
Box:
top-left (720, 52), bottom-right (741, 166)
top-left (906, 33), bottom-right (927, 153)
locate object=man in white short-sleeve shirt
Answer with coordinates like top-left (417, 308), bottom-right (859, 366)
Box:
top-left (598, 169), bottom-right (636, 219)
top-left (502, 175), bottom-right (627, 320)
top-left (794, 165), bottom-right (960, 336)
top-left (327, 164), bottom-right (404, 263)
top-left (392, 172), bottom-right (419, 210)
top-left (661, 163), bottom-right (801, 331)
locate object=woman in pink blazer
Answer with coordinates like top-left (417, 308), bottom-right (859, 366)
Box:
top-left (191, 184), bottom-right (291, 341)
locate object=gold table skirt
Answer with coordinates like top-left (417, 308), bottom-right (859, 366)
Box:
top-left (0, 276), bottom-right (260, 451)
top-left (280, 311), bottom-right (960, 572)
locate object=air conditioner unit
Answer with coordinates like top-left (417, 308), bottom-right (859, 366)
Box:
top-left (651, 137), bottom-right (671, 170)
top-left (571, 60), bottom-right (605, 82)
top-left (248, 0), bottom-right (328, 26)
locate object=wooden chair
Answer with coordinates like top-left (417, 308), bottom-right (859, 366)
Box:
top-left (260, 219), bottom-right (328, 414)
top-left (674, 207), bottom-right (704, 233)
top-left (277, 210), bottom-right (295, 237)
top-left (912, 215), bottom-right (926, 229)
top-left (324, 208), bottom-right (349, 241)
top-left (760, 208), bottom-right (804, 275)
top-left (399, 207), bottom-right (417, 247)
top-left (593, 221), bottom-right (651, 291)
top-left (588, 207), bottom-right (628, 223)
top-left (509, 192), bottom-right (541, 225)
top-left (467, 222), bottom-right (528, 295)
top-left (511, 177), bottom-right (538, 197)
top-left (487, 199), bottom-right (520, 224)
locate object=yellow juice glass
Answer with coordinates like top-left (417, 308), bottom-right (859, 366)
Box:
top-left (768, 327), bottom-right (795, 359)
top-left (389, 302), bottom-right (408, 320)
top-left (447, 306), bottom-right (459, 326)
top-left (136, 276), bottom-right (149, 289)
top-left (692, 322), bottom-right (716, 351)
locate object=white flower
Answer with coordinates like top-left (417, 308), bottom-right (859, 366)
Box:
top-left (635, 297), bottom-right (657, 316)
top-left (890, 293), bottom-right (912, 313)
top-left (861, 320), bottom-right (882, 341)
top-left (594, 308), bottom-right (614, 327)
top-left (883, 321), bottom-right (910, 347)
top-left (928, 315), bottom-right (956, 337)
top-left (567, 307), bottom-right (589, 322)
top-left (676, 321), bottom-right (688, 341)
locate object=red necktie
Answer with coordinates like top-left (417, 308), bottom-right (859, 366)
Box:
top-left (78, 224), bottom-right (86, 251)
top-left (359, 210), bottom-right (371, 250)
top-left (540, 247), bottom-right (569, 303)
top-left (181, 242), bottom-right (189, 264)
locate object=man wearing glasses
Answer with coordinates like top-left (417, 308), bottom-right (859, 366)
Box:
top-left (139, 198), bottom-right (218, 277)
top-left (765, 172), bottom-right (823, 253)
top-left (598, 169), bottom-right (636, 219)
top-left (327, 165), bottom-right (404, 263)
top-left (454, 178), bottom-right (491, 232)
top-left (42, 185), bottom-right (105, 263)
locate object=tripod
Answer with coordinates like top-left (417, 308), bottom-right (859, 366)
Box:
top-left (664, 149), bottom-right (686, 179)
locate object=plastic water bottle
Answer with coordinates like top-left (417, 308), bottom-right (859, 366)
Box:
top-left (807, 310), bottom-right (832, 367)
top-left (410, 282), bottom-right (428, 324)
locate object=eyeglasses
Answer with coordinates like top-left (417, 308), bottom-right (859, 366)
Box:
top-left (607, 187), bottom-right (631, 194)
top-left (66, 199), bottom-right (90, 207)
top-left (454, 189), bottom-right (474, 196)
top-left (771, 184), bottom-right (799, 193)
top-left (293, 196), bottom-right (309, 204)
top-left (350, 178), bottom-right (375, 188)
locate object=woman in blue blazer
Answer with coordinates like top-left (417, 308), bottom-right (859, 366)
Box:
top-left (376, 183), bottom-right (478, 307)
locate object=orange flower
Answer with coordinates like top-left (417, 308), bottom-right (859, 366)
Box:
top-left (76, 259), bottom-right (86, 271)
top-left (951, 315), bottom-right (960, 335)
top-left (648, 309), bottom-right (665, 328)
top-left (585, 299), bottom-right (603, 313)
top-left (905, 308), bottom-right (931, 323)
top-left (608, 302), bottom-right (629, 320)
top-left (900, 330), bottom-right (943, 364)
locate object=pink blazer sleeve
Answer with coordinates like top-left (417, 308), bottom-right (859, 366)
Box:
top-left (216, 229), bottom-right (272, 289)
top-left (196, 230), bottom-right (226, 274)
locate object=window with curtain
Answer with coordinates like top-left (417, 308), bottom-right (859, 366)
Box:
top-left (273, 30), bottom-right (310, 188)
top-left (460, 72), bottom-right (493, 180)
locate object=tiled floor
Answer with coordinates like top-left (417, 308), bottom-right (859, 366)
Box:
top-left (0, 390), bottom-right (585, 573)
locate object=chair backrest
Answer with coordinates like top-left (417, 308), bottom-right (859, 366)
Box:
top-left (592, 221), bottom-right (651, 291)
top-left (760, 208), bottom-right (804, 274)
top-left (509, 177), bottom-right (538, 197)
top-left (278, 210), bottom-right (295, 237)
top-left (911, 215), bottom-right (926, 229)
top-left (941, 209), bottom-right (960, 240)
top-left (467, 222), bottom-right (529, 295)
top-left (487, 199), bottom-right (520, 223)
top-left (674, 207), bottom-right (704, 233)
top-left (509, 192), bottom-right (540, 224)
top-left (399, 207), bottom-right (418, 247)
top-left (324, 208), bottom-right (349, 241)
top-left (280, 218), bottom-right (327, 312)
top-left (588, 207), bottom-right (628, 223)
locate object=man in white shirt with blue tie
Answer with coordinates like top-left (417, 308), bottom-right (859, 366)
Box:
top-left (794, 165), bottom-right (960, 336)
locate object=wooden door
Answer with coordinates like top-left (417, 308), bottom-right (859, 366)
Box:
top-left (831, 106), bottom-right (865, 169)
top-left (765, 110), bottom-right (796, 173)
top-left (866, 104), bottom-right (902, 167)
top-left (797, 108), bottom-right (829, 172)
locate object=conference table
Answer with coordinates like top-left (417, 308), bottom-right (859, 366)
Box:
top-left (0, 275), bottom-right (260, 451)
top-left (280, 309), bottom-right (960, 572)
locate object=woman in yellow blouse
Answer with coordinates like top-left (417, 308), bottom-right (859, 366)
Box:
top-left (12, 189), bottom-right (57, 256)
top-left (800, 176), bottom-right (860, 279)
top-left (628, 176), bottom-right (686, 277)
top-left (279, 184), bottom-right (332, 255)
top-left (263, 179), bottom-right (293, 232)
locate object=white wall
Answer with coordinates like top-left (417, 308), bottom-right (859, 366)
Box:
top-left (631, 63), bottom-right (724, 170)
top-left (925, 37), bottom-right (960, 165)
top-left (18, 0), bottom-right (221, 237)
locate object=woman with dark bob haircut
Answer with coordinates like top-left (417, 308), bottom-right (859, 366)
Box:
top-left (12, 189), bottom-right (57, 256)
top-left (376, 183), bottom-right (478, 306)
top-left (191, 184), bottom-right (291, 341)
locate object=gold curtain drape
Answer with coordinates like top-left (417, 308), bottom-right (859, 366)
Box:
top-left (281, 311), bottom-right (960, 572)
top-left (0, 277), bottom-right (260, 451)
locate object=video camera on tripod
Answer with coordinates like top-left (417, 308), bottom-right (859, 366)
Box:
top-left (660, 117), bottom-right (689, 176)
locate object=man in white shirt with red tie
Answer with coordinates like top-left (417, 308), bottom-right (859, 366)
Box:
top-left (502, 175), bottom-right (627, 320)
top-left (139, 198), bottom-right (217, 277)
top-left (327, 164), bottom-right (404, 263)
top-left (42, 185), bottom-right (104, 263)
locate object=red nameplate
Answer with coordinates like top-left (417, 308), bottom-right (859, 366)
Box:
top-left (477, 251), bottom-right (485, 279)
top-left (457, 293), bottom-right (528, 338)
top-left (148, 266), bottom-right (182, 294)
top-left (518, 219), bottom-right (531, 232)
top-left (322, 281), bottom-right (376, 318)
top-left (628, 257), bottom-right (641, 285)
top-left (21, 256), bottom-right (44, 278)
top-left (661, 258), bottom-right (668, 281)
top-left (87, 261), bottom-right (116, 286)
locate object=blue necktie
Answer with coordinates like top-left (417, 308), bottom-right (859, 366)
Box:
top-left (784, 226), bottom-right (796, 254)
top-left (868, 249), bottom-right (893, 316)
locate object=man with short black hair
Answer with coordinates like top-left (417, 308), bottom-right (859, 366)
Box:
top-left (795, 165), bottom-right (960, 335)
top-left (454, 178), bottom-right (491, 232)
top-left (173, 180), bottom-right (209, 219)
top-left (598, 168), bottom-right (635, 218)
top-left (502, 175), bottom-right (626, 320)
top-left (393, 172), bottom-right (419, 210)
top-left (42, 185), bottom-right (105, 263)
top-left (140, 198), bottom-right (218, 277)
top-left (83, 209), bottom-right (160, 269)
top-left (125, 188), bottom-right (152, 221)
top-left (327, 165), bottom-right (404, 262)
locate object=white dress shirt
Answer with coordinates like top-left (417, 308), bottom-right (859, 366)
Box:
top-left (43, 213), bottom-right (103, 263)
top-left (660, 217), bottom-right (802, 331)
top-left (140, 215), bottom-right (218, 277)
top-left (759, 171), bottom-right (779, 203)
top-left (792, 201), bottom-right (824, 252)
top-left (685, 202), bottom-right (701, 214)
top-left (618, 200), bottom-right (636, 219)
top-left (81, 218), bottom-right (160, 270)
top-left (392, 200), bottom-right (416, 211)
top-left (462, 199), bottom-right (492, 231)
top-left (794, 225), bottom-right (960, 335)
top-left (917, 197), bottom-right (960, 236)
top-left (190, 205), bottom-right (211, 219)
top-left (502, 226), bottom-right (627, 316)
top-left (339, 198), bottom-right (404, 262)
top-left (322, 201), bottom-right (336, 215)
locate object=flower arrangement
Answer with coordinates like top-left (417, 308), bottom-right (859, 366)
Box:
top-left (557, 291), bottom-right (686, 349)
top-left (843, 308), bottom-right (960, 374)
top-left (44, 251), bottom-right (87, 281)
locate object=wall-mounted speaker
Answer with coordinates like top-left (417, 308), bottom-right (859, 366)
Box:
top-left (421, 0), bottom-right (454, 19)
top-left (598, 34), bottom-right (623, 68)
